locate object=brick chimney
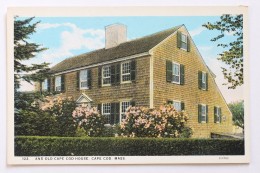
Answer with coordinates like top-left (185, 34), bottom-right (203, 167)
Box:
top-left (105, 24), bottom-right (127, 49)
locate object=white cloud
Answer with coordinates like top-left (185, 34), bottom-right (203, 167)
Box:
top-left (36, 22), bottom-right (105, 65)
top-left (207, 58), bottom-right (243, 103)
top-left (197, 46), bottom-right (213, 52)
top-left (189, 27), bottom-right (206, 37)
top-left (19, 80), bottom-right (35, 92)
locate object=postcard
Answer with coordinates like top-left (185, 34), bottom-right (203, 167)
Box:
top-left (7, 6), bottom-right (249, 164)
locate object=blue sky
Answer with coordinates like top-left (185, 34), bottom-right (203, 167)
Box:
top-left (20, 16), bottom-right (243, 103)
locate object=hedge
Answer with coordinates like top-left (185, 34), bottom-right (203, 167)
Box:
top-left (15, 136), bottom-right (244, 156)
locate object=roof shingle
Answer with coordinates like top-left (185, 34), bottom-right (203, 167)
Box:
top-left (50, 25), bottom-right (182, 73)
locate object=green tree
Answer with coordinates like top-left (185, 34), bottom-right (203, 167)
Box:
top-left (203, 14), bottom-right (243, 89)
top-left (14, 17), bottom-right (50, 91)
top-left (228, 100), bottom-right (244, 131)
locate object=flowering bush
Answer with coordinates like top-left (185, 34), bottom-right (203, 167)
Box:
top-left (119, 105), bottom-right (192, 138)
top-left (72, 105), bottom-right (106, 137)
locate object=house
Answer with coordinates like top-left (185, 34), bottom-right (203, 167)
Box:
top-left (38, 23), bottom-right (233, 138)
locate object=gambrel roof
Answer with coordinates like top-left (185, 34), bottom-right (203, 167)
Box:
top-left (50, 25), bottom-right (182, 74)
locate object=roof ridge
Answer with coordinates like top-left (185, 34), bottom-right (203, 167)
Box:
top-left (125, 24), bottom-right (183, 43)
top-left (60, 24), bottom-right (183, 61)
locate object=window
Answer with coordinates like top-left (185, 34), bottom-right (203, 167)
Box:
top-left (201, 72), bottom-right (207, 89)
top-left (102, 103), bottom-right (111, 124)
top-left (121, 61), bottom-right (131, 82)
top-left (172, 62), bottom-right (180, 84)
top-left (102, 66), bottom-right (111, 85)
top-left (198, 71), bottom-right (208, 90)
top-left (214, 106), bottom-right (222, 123)
top-left (42, 79), bottom-right (48, 91)
top-left (173, 101), bottom-right (181, 112)
top-left (55, 76), bottom-right (61, 91)
top-left (181, 33), bottom-right (188, 50)
top-left (200, 104), bottom-right (207, 122)
top-left (121, 101), bottom-right (131, 121)
top-left (80, 69), bottom-right (88, 89)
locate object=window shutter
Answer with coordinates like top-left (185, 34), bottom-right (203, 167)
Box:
top-left (198, 104), bottom-right (202, 123)
top-left (76, 71), bottom-right (80, 90)
top-left (167, 100), bottom-right (173, 105)
top-left (219, 107), bottom-right (222, 123)
top-left (181, 101), bottom-right (185, 111)
top-left (47, 78), bottom-right (51, 92)
top-left (87, 69), bottom-right (92, 89)
top-left (61, 74), bottom-right (65, 92)
top-left (214, 106), bottom-right (217, 123)
top-left (180, 64), bottom-right (185, 85)
top-left (98, 66), bottom-right (102, 87)
top-left (177, 31), bottom-right (181, 48)
top-left (198, 71), bottom-right (202, 89)
top-left (206, 105), bottom-right (208, 123)
top-left (187, 36), bottom-right (191, 52)
top-left (111, 102), bottom-right (120, 124)
top-left (130, 101), bottom-right (136, 107)
top-left (166, 60), bottom-right (173, 82)
top-left (115, 103), bottom-right (120, 124)
top-left (110, 103), bottom-right (115, 124)
top-left (206, 73), bottom-right (208, 90)
top-left (52, 77), bottom-right (55, 92)
top-left (111, 65), bottom-right (116, 85)
top-left (130, 60), bottom-right (136, 81)
top-left (116, 63), bottom-right (121, 85)
top-left (98, 104), bottom-right (102, 115)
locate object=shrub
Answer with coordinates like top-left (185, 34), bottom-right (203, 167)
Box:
top-left (119, 105), bottom-right (192, 138)
top-left (72, 106), bottom-right (106, 137)
top-left (15, 136), bottom-right (245, 156)
top-left (15, 94), bottom-right (78, 137)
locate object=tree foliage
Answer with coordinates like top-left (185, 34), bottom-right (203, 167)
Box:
top-left (203, 14), bottom-right (243, 89)
top-left (14, 17), bottom-right (50, 91)
top-left (228, 100), bottom-right (244, 130)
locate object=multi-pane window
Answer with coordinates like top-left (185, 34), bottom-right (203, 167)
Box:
top-left (80, 69), bottom-right (88, 89)
top-left (215, 107), bottom-right (221, 123)
top-left (201, 104), bottom-right (207, 122)
top-left (121, 101), bottom-right (130, 121)
top-left (102, 66), bottom-right (111, 85)
top-left (55, 76), bottom-right (61, 91)
top-left (173, 101), bottom-right (181, 112)
top-left (181, 33), bottom-right (188, 50)
top-left (121, 61), bottom-right (131, 82)
top-left (172, 63), bottom-right (180, 84)
top-left (42, 79), bottom-right (48, 91)
top-left (202, 72), bottom-right (207, 89)
top-left (102, 103), bottom-right (111, 123)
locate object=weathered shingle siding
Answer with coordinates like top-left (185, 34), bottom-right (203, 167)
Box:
top-left (151, 26), bottom-right (233, 138)
top-left (56, 56), bottom-right (151, 107)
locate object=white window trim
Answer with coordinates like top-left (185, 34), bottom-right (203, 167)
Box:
top-left (201, 71), bottom-right (207, 90)
top-left (215, 106), bottom-right (221, 123)
top-left (102, 103), bottom-right (111, 125)
top-left (120, 100), bottom-right (131, 122)
top-left (172, 100), bottom-right (182, 112)
top-left (55, 75), bottom-right (61, 91)
top-left (200, 104), bottom-right (207, 123)
top-left (121, 61), bottom-right (132, 84)
top-left (172, 62), bottom-right (180, 84)
top-left (80, 69), bottom-right (89, 90)
top-left (102, 65), bottom-right (111, 87)
top-left (42, 79), bottom-right (48, 91)
top-left (180, 33), bottom-right (188, 51)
